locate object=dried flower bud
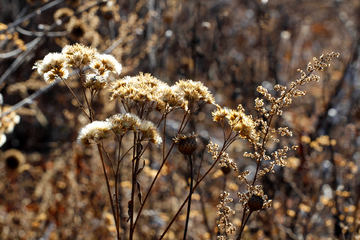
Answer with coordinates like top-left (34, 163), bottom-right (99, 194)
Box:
top-left (248, 195), bottom-right (264, 212)
top-left (174, 133), bottom-right (198, 156)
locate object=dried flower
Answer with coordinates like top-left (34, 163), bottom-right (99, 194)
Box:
top-left (176, 79), bottom-right (215, 105)
top-left (90, 54), bottom-right (122, 75)
top-left (161, 85), bottom-right (186, 110)
top-left (237, 185), bottom-right (272, 212)
top-left (212, 105), bottom-right (230, 122)
top-left (62, 43), bottom-right (98, 68)
top-left (217, 191), bottom-right (236, 236)
top-left (139, 120), bottom-right (162, 145)
top-left (84, 73), bottom-right (108, 90)
top-left (110, 73), bottom-right (167, 106)
top-left (107, 113), bottom-right (141, 135)
top-left (212, 104), bottom-right (258, 142)
top-left (33, 53), bottom-right (69, 83)
top-left (77, 121), bottom-right (112, 147)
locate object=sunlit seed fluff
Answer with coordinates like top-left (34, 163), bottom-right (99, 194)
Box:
top-left (98, 54), bottom-right (122, 75)
top-left (107, 113), bottom-right (141, 135)
top-left (176, 79), bottom-right (215, 104)
top-left (77, 121), bottom-right (112, 147)
top-left (212, 105), bottom-right (230, 122)
top-left (161, 85), bottom-right (185, 109)
top-left (33, 53), bottom-right (69, 83)
top-left (139, 120), bottom-right (162, 145)
top-left (62, 43), bottom-right (98, 67)
top-left (84, 73), bottom-right (107, 90)
top-left (122, 113), bottom-right (141, 129)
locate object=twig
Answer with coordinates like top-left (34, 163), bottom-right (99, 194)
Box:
top-left (0, 0), bottom-right (66, 35)
top-left (0, 36), bottom-right (44, 86)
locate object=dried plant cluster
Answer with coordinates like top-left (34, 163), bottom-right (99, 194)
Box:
top-left (32, 41), bottom-right (339, 240)
top-left (1, 0), bottom-right (360, 240)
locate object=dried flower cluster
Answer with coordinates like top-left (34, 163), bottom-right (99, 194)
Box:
top-left (212, 52), bottom-right (339, 239)
top-left (33, 43), bottom-right (121, 90)
top-left (77, 115), bottom-right (162, 147)
top-left (33, 53), bottom-right (69, 83)
top-left (216, 191), bottom-right (236, 238)
top-left (176, 79), bottom-right (215, 106)
top-left (106, 113), bottom-right (141, 135)
top-left (110, 73), bottom-right (214, 114)
top-left (212, 104), bottom-right (258, 142)
top-left (30, 40), bottom-right (340, 239)
top-left (1, 0), bottom-right (351, 238)
top-left (77, 120), bottom-right (112, 147)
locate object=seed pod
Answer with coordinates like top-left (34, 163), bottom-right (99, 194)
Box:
top-left (174, 133), bottom-right (198, 156)
top-left (248, 195), bottom-right (264, 212)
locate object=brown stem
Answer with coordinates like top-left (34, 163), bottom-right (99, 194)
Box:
top-left (61, 77), bottom-right (90, 120)
top-left (97, 144), bottom-right (121, 240)
top-left (237, 211), bottom-right (253, 240)
top-left (183, 155), bottom-right (194, 240)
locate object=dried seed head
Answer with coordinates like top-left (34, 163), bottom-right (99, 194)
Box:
top-left (77, 121), bottom-right (112, 147)
top-left (174, 133), bottom-right (198, 156)
top-left (248, 195), bottom-right (264, 212)
top-left (221, 166), bottom-right (231, 175)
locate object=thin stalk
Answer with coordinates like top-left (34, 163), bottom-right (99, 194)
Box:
top-left (129, 133), bottom-right (137, 240)
top-left (61, 78), bottom-right (90, 120)
top-left (133, 143), bottom-right (176, 228)
top-left (97, 144), bottom-right (121, 240)
top-left (237, 211), bottom-right (253, 240)
top-left (183, 155), bottom-right (194, 240)
top-left (114, 135), bottom-right (123, 235)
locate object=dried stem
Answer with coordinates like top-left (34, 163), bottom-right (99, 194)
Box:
top-left (183, 155), bottom-right (194, 240)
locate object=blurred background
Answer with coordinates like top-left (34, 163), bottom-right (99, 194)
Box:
top-left (0, 0), bottom-right (359, 239)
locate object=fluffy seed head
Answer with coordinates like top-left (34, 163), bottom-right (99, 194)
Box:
top-left (139, 120), bottom-right (162, 145)
top-left (62, 43), bottom-right (98, 68)
top-left (33, 53), bottom-right (69, 83)
top-left (107, 113), bottom-right (141, 135)
top-left (77, 121), bottom-right (112, 147)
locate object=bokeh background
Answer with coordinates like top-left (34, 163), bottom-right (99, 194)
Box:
top-left (0, 0), bottom-right (360, 239)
